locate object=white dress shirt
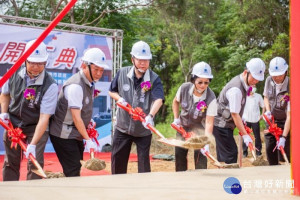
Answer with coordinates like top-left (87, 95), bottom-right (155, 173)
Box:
top-left (242, 93), bottom-right (265, 123)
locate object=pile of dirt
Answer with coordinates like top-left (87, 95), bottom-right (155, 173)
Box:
top-left (182, 135), bottom-right (210, 149)
top-left (45, 171), bottom-right (65, 178)
top-left (252, 155), bottom-right (269, 166)
top-left (81, 158), bottom-right (106, 171)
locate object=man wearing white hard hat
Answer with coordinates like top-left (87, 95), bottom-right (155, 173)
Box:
top-left (213, 58), bottom-right (266, 164)
top-left (0, 39), bottom-right (58, 181)
top-left (263, 57), bottom-right (290, 165)
top-left (49, 48), bottom-right (109, 177)
top-left (172, 61), bottom-right (217, 171)
top-left (109, 41), bottom-right (164, 174)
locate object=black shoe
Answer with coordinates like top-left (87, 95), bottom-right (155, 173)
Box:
top-left (256, 152), bottom-right (262, 156)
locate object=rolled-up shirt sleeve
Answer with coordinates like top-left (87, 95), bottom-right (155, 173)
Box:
top-left (151, 77), bottom-right (165, 102)
top-left (40, 83), bottom-right (58, 114)
top-left (225, 87), bottom-right (243, 113)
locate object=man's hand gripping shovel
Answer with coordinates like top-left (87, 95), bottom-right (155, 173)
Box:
top-left (263, 114), bottom-right (289, 165)
top-left (238, 123), bottom-right (257, 161)
top-left (0, 119), bottom-right (47, 178)
top-left (171, 124), bottom-right (239, 168)
top-left (116, 103), bottom-right (192, 149)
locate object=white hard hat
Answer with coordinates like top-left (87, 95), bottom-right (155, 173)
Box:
top-left (191, 62), bottom-right (213, 79)
top-left (82, 48), bottom-right (109, 70)
top-left (130, 41), bottom-right (152, 60)
top-left (246, 58), bottom-right (265, 81)
top-left (269, 57), bottom-right (288, 76)
top-left (25, 39), bottom-right (48, 62)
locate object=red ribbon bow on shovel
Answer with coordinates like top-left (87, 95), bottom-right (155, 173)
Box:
top-left (0, 119), bottom-right (47, 178)
top-left (263, 114), bottom-right (289, 165)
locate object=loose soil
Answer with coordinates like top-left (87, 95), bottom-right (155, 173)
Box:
top-left (104, 132), bottom-right (273, 174)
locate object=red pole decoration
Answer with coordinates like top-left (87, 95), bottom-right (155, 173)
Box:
top-left (0, 0), bottom-right (78, 87)
top-left (291, 0), bottom-right (300, 195)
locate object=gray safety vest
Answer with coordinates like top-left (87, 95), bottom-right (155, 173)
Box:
top-left (50, 72), bottom-right (93, 141)
top-left (179, 82), bottom-right (216, 134)
top-left (115, 66), bottom-right (159, 137)
top-left (9, 66), bottom-right (55, 134)
top-left (265, 76), bottom-right (289, 122)
top-left (214, 75), bottom-right (247, 130)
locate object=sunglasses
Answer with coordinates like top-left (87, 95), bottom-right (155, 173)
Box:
top-left (196, 81), bottom-right (209, 85)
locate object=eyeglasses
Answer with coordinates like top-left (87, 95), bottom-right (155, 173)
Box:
top-left (27, 61), bottom-right (46, 67)
top-left (135, 58), bottom-right (150, 63)
top-left (196, 81), bottom-right (209, 85)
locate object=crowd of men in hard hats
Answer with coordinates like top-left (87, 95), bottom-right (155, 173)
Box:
top-left (0, 39), bottom-right (290, 181)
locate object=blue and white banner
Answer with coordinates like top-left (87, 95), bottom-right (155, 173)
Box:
top-left (0, 24), bottom-right (113, 154)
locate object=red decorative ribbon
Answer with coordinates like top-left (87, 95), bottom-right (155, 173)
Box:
top-left (117, 103), bottom-right (146, 122)
top-left (0, 120), bottom-right (26, 150)
top-left (87, 122), bottom-right (100, 146)
top-left (263, 114), bottom-right (283, 141)
top-left (239, 124), bottom-right (255, 141)
top-left (7, 126), bottom-right (26, 149)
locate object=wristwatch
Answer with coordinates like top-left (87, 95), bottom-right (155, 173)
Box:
top-left (149, 114), bottom-right (154, 118)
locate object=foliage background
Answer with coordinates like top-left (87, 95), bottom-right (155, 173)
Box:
top-left (1, 0), bottom-right (289, 132)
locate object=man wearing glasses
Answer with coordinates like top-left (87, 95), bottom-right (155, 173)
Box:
top-left (109, 41), bottom-right (164, 174)
top-left (213, 58), bottom-right (266, 164)
top-left (0, 40), bottom-right (58, 181)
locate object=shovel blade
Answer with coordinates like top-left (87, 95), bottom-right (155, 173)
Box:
top-left (31, 168), bottom-right (47, 178)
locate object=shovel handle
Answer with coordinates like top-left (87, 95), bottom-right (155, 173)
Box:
top-left (90, 148), bottom-right (95, 159)
top-left (248, 143), bottom-right (257, 160)
top-left (279, 146), bottom-right (289, 165)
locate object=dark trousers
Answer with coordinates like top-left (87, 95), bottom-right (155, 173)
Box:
top-left (111, 129), bottom-right (152, 174)
top-left (175, 146), bottom-right (207, 171)
top-left (213, 126), bottom-right (238, 164)
top-left (243, 121), bottom-right (262, 156)
top-left (2, 130), bottom-right (48, 181)
top-left (50, 134), bottom-right (84, 177)
top-left (264, 122), bottom-right (290, 165)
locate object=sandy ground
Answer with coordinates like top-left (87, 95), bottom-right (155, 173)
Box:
top-left (105, 133), bottom-right (270, 173)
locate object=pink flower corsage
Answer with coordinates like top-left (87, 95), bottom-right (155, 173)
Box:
top-left (94, 89), bottom-right (101, 98)
top-left (280, 93), bottom-right (290, 102)
top-left (196, 101), bottom-right (207, 112)
top-left (141, 81), bottom-right (151, 93)
top-left (247, 86), bottom-right (252, 96)
top-left (24, 88), bottom-right (36, 100)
